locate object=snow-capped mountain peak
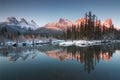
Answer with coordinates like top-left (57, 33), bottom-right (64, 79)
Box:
top-left (43, 18), bottom-right (73, 30)
top-left (20, 18), bottom-right (28, 24)
top-left (31, 20), bottom-right (37, 24)
top-left (19, 18), bottom-right (30, 29)
top-left (59, 18), bottom-right (66, 23)
top-left (58, 18), bottom-right (73, 25)
top-left (6, 17), bottom-right (19, 25)
top-left (29, 20), bottom-right (39, 30)
top-left (4, 17), bottom-right (40, 30)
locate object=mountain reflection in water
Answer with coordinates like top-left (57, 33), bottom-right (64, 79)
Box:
top-left (0, 44), bottom-right (120, 73)
top-left (45, 44), bottom-right (118, 73)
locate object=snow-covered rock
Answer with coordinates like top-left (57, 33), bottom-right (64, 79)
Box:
top-left (51, 40), bottom-right (65, 45)
top-left (74, 40), bottom-right (91, 47)
top-left (59, 41), bottom-right (74, 46)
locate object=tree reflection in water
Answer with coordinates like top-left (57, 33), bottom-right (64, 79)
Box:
top-left (0, 43), bottom-right (120, 73)
top-left (45, 44), bottom-right (120, 73)
top-left (60, 45), bottom-right (114, 73)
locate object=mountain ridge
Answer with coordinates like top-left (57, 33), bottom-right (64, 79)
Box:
top-left (42, 17), bottom-right (117, 30)
top-left (4, 17), bottom-right (40, 30)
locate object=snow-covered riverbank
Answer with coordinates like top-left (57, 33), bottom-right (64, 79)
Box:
top-left (0, 39), bottom-right (65, 47)
top-left (0, 39), bottom-right (120, 47)
top-left (59, 40), bottom-right (120, 47)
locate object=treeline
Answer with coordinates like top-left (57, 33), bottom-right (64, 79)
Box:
top-left (0, 27), bottom-right (39, 40)
top-left (1, 11), bottom-right (120, 40)
top-left (62, 11), bottom-right (120, 40)
top-left (0, 27), bottom-right (21, 40)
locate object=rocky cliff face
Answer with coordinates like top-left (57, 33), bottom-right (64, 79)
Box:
top-left (102, 18), bottom-right (113, 28)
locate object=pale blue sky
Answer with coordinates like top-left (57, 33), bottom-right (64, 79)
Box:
top-left (0, 0), bottom-right (120, 28)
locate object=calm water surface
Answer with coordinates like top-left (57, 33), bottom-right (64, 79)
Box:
top-left (0, 44), bottom-right (120, 80)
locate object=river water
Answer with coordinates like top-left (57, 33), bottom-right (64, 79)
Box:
top-left (0, 44), bottom-right (120, 80)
